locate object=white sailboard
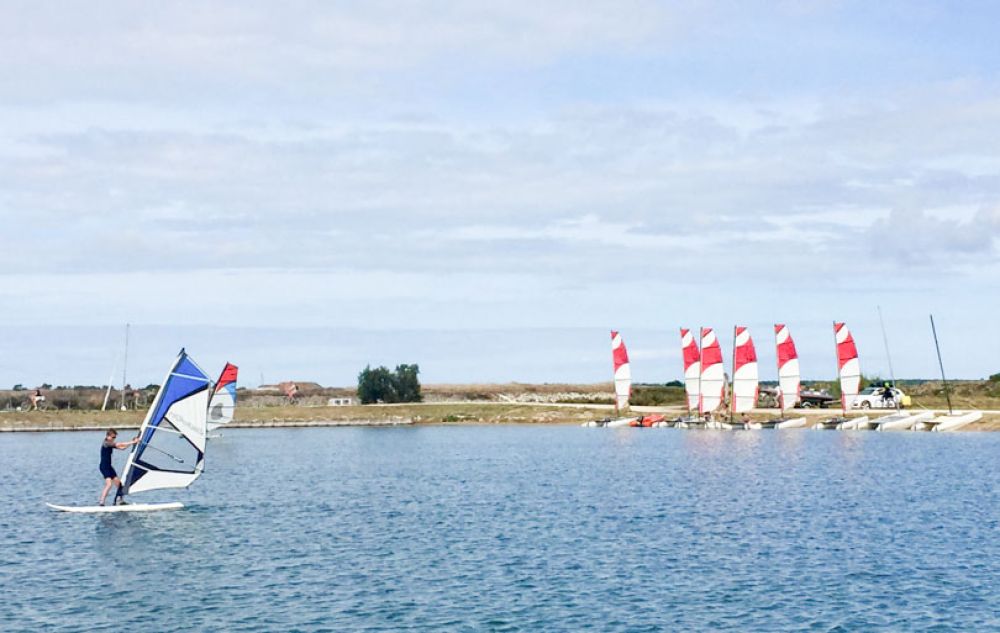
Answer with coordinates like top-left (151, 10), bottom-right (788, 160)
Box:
top-left (47, 349), bottom-right (211, 513)
top-left (46, 502), bottom-right (184, 514)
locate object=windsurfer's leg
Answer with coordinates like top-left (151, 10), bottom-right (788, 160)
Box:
top-left (112, 477), bottom-right (124, 503)
top-left (99, 478), bottom-right (113, 505)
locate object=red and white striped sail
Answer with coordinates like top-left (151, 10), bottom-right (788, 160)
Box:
top-left (834, 322), bottom-right (861, 412)
top-left (731, 326), bottom-right (759, 414)
top-left (611, 330), bottom-right (631, 411)
top-left (680, 328), bottom-right (700, 411)
top-left (699, 327), bottom-right (725, 414)
top-left (774, 324), bottom-right (800, 411)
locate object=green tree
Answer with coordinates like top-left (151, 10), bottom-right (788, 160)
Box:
top-left (394, 364), bottom-right (422, 403)
top-left (357, 365), bottom-right (396, 404)
top-left (357, 364), bottom-right (423, 404)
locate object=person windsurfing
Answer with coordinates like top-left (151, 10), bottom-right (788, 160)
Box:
top-left (99, 428), bottom-right (139, 506)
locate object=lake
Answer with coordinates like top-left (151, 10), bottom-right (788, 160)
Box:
top-left (2, 425), bottom-right (998, 631)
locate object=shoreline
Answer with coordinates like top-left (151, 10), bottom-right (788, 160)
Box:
top-left (1, 403), bottom-right (998, 432)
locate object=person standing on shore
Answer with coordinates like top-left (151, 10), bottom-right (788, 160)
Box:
top-left (99, 429), bottom-right (138, 506)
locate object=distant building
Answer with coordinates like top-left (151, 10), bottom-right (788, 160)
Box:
top-left (327, 397), bottom-right (353, 406)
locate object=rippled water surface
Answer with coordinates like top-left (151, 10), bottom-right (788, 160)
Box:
top-left (2, 425), bottom-right (999, 631)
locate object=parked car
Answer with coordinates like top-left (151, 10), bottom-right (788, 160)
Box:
top-left (851, 386), bottom-right (911, 409)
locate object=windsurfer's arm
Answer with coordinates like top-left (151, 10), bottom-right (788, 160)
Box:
top-left (114, 437), bottom-right (140, 449)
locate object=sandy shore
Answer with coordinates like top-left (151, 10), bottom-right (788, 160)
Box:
top-left (2, 403), bottom-right (997, 432)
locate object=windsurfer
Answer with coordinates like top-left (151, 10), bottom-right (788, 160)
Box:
top-left (99, 428), bottom-right (139, 506)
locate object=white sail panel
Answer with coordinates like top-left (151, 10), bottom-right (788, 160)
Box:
top-left (121, 350), bottom-right (210, 496)
top-left (731, 326), bottom-right (758, 414)
top-left (774, 324), bottom-right (801, 411)
top-left (699, 328), bottom-right (725, 414)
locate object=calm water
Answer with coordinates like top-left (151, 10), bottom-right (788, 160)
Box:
top-left (2, 425), bottom-right (998, 631)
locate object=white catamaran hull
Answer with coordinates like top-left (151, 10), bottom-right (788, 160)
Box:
top-left (775, 417), bottom-right (807, 429)
top-left (46, 502), bottom-right (184, 514)
top-left (875, 411), bottom-right (933, 431)
top-left (605, 417), bottom-right (636, 428)
top-left (836, 416), bottom-right (871, 430)
top-left (926, 411), bottom-right (983, 432)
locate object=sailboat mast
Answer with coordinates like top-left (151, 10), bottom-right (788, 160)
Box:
top-left (929, 314), bottom-right (953, 415)
top-left (773, 325), bottom-right (782, 412)
top-left (101, 360), bottom-right (116, 412)
top-left (697, 326), bottom-right (704, 416)
top-left (610, 330), bottom-right (617, 416)
top-left (729, 325), bottom-right (737, 423)
top-left (833, 321), bottom-right (845, 416)
top-left (876, 306), bottom-right (899, 411)
top-left (121, 323), bottom-right (130, 411)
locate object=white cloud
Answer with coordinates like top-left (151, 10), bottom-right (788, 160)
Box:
top-left (2, 2), bottom-right (1000, 382)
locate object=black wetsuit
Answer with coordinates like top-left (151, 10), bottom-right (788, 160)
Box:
top-left (100, 440), bottom-right (117, 479)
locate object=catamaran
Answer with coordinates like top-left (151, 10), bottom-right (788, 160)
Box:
top-left (47, 349), bottom-right (211, 513)
top-left (671, 328), bottom-right (702, 428)
top-left (584, 330), bottom-right (636, 427)
top-left (915, 314), bottom-right (982, 432)
top-left (207, 362), bottom-right (239, 436)
top-left (699, 327), bottom-right (728, 429)
top-left (730, 326), bottom-right (759, 428)
top-left (869, 307), bottom-right (928, 431)
top-left (752, 324), bottom-right (807, 429)
top-left (815, 322), bottom-right (869, 430)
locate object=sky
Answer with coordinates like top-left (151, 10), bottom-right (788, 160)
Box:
top-left (1, 1), bottom-right (999, 388)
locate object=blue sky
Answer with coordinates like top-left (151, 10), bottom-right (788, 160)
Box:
top-left (1, 1), bottom-right (998, 387)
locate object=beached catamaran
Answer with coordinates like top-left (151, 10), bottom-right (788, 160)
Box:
top-left (604, 330), bottom-right (634, 427)
top-left (207, 362), bottom-right (239, 435)
top-left (775, 324), bottom-right (801, 412)
top-left (751, 324), bottom-right (807, 429)
top-left (675, 328), bottom-right (701, 426)
top-left (48, 349), bottom-right (211, 513)
top-left (822, 321), bottom-right (869, 430)
top-left (730, 326), bottom-right (758, 426)
top-left (919, 315), bottom-right (983, 431)
top-left (699, 327), bottom-right (727, 428)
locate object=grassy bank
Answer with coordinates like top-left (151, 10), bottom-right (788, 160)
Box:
top-left (2, 403), bottom-right (998, 432)
top-left (0, 403), bottom-right (615, 432)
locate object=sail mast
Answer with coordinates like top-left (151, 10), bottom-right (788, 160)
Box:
top-left (101, 360), bottom-right (116, 412)
top-left (121, 323), bottom-right (130, 411)
top-left (775, 324), bottom-right (786, 412)
top-left (833, 321), bottom-right (845, 415)
top-left (730, 325), bottom-right (737, 423)
top-left (698, 326), bottom-right (704, 416)
top-left (929, 314), bottom-right (953, 415)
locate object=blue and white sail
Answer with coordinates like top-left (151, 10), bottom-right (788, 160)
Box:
top-left (120, 349), bottom-right (211, 496)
